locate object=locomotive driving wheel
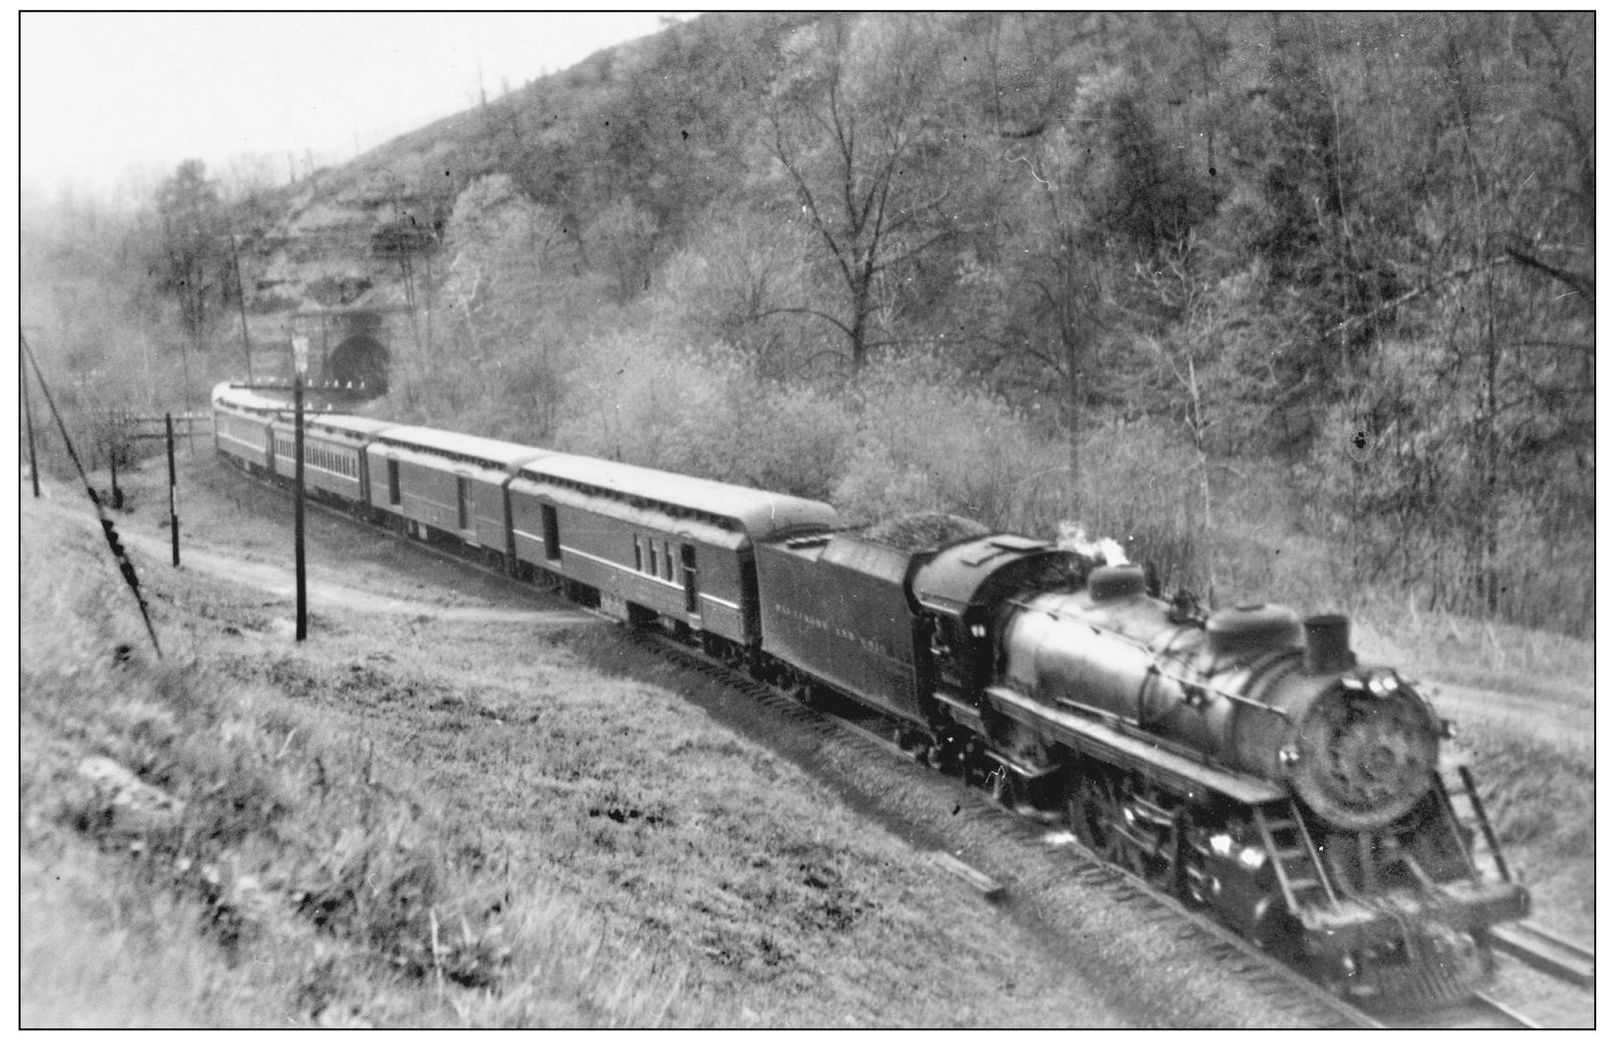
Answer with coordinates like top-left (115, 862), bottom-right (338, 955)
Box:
top-left (1066, 774), bottom-right (1123, 861)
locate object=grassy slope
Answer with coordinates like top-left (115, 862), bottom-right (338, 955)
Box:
top-left (19, 466), bottom-right (1136, 1027)
top-left (19, 448), bottom-right (1593, 1025)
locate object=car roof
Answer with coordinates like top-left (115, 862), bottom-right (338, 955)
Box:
top-left (518, 453), bottom-right (840, 540)
top-left (371, 425), bottom-right (552, 471)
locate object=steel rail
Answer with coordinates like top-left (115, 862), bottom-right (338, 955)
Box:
top-left (1486, 921), bottom-right (1595, 988)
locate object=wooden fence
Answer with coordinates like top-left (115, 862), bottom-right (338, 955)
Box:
top-left (118, 411), bottom-right (209, 444)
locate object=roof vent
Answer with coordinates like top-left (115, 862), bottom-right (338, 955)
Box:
top-left (1088, 564), bottom-right (1147, 602)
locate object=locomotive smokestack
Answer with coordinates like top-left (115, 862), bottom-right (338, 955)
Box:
top-left (1304, 613), bottom-right (1355, 674)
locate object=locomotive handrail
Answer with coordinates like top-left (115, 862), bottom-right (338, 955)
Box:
top-left (1147, 663), bottom-right (1296, 722)
top-left (1048, 692), bottom-right (1268, 785)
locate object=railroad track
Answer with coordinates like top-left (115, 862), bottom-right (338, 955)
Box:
top-left (1386, 990), bottom-right (1542, 1029)
top-left (1466, 992), bottom-right (1543, 1029)
top-left (633, 629), bottom-right (1396, 1028)
top-left (633, 629), bottom-right (1586, 1029)
top-left (1486, 921), bottom-right (1595, 989)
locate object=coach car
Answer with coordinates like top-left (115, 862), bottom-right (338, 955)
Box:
top-left (509, 454), bottom-right (839, 652)
top-left (364, 426), bottom-right (549, 557)
top-left (268, 412), bottom-right (397, 506)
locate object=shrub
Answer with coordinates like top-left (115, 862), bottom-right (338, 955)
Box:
top-left (833, 354), bottom-right (1049, 527)
top-left (552, 335), bottom-right (855, 500)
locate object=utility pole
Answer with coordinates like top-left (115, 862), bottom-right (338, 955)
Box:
top-left (230, 334), bottom-right (315, 641)
top-left (107, 426), bottom-right (122, 510)
top-left (23, 331), bottom-right (162, 656)
top-left (166, 413), bottom-right (180, 567)
top-left (229, 232), bottom-right (255, 382)
top-left (22, 350), bottom-right (40, 497)
top-left (293, 368), bottom-right (307, 641)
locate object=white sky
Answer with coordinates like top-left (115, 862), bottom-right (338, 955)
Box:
top-left (20, 10), bottom-right (686, 204)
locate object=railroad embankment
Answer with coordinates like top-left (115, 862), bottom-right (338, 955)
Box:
top-left (21, 457), bottom-right (1147, 1026)
top-left (18, 451), bottom-right (1593, 1027)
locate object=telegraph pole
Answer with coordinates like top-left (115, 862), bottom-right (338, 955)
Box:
top-left (293, 367), bottom-right (307, 641)
top-left (22, 351), bottom-right (40, 497)
top-left (230, 334), bottom-right (313, 641)
top-left (166, 413), bottom-right (180, 567)
top-left (229, 233), bottom-right (255, 383)
top-left (107, 416), bottom-right (123, 510)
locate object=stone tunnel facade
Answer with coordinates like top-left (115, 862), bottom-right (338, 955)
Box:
top-left (321, 311), bottom-right (391, 396)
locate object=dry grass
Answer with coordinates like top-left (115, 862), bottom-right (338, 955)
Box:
top-left (19, 466), bottom-right (1136, 1027)
top-left (24, 433), bottom-right (1589, 1027)
top-left (20, 838), bottom-right (284, 1027)
top-left (1193, 460), bottom-right (1593, 704)
top-left (18, 494), bottom-right (714, 1027)
top-left (1451, 724), bottom-right (1594, 941)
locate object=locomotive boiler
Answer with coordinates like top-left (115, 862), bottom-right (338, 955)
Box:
top-left (1000, 570), bottom-right (1442, 831)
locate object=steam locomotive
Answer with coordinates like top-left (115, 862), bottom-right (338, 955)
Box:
top-left (211, 382), bottom-right (1528, 1006)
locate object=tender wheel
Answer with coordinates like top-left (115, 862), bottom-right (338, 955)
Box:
top-left (958, 739), bottom-right (984, 783)
top-left (927, 741), bottom-right (960, 776)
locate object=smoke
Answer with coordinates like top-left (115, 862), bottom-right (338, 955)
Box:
top-left (1055, 521), bottom-right (1129, 566)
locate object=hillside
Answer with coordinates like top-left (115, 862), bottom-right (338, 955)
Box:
top-left (22, 12), bottom-right (1594, 643)
top-left (15, 15), bottom-right (1595, 1026)
top-left (220, 13), bottom-right (802, 351)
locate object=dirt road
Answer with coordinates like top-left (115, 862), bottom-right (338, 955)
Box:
top-left (115, 526), bottom-right (598, 626)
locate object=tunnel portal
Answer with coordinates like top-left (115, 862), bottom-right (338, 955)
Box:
top-left (326, 333), bottom-right (390, 396)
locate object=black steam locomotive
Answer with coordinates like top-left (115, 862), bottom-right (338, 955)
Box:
top-left (213, 383), bottom-right (1528, 1005)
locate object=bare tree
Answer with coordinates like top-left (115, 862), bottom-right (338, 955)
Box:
top-left (766, 15), bottom-right (956, 371)
top-left (154, 160), bottom-right (229, 412)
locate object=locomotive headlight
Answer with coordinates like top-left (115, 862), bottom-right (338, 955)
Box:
top-left (1277, 745), bottom-right (1301, 768)
top-left (1238, 846), bottom-right (1267, 872)
top-left (1368, 673), bottom-right (1396, 698)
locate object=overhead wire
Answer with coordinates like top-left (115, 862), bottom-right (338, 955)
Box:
top-left (20, 330), bottom-right (163, 657)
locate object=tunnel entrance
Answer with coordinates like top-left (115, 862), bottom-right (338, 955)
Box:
top-left (293, 303), bottom-right (408, 401)
top-left (327, 333), bottom-right (390, 396)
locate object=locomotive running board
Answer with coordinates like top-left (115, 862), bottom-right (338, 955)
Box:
top-left (983, 687), bottom-right (1285, 806)
top-left (932, 690), bottom-right (986, 734)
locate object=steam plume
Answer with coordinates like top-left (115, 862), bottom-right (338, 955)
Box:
top-left (1055, 522), bottom-right (1128, 566)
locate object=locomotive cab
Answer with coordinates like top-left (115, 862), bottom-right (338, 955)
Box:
top-left (913, 535), bottom-right (1086, 703)
top-left (926, 607), bottom-right (994, 693)
top-left (910, 535), bottom-right (1088, 780)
